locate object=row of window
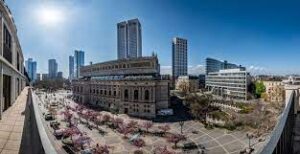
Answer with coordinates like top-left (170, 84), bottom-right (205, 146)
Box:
top-left (124, 89), bottom-right (150, 100)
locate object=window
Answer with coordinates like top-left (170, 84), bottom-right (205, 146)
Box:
top-left (134, 90), bottom-right (138, 100)
top-left (124, 89), bottom-right (128, 99)
top-left (145, 90), bottom-right (149, 100)
top-left (109, 90), bottom-right (111, 96)
top-left (3, 25), bottom-right (12, 63)
top-left (114, 91), bottom-right (116, 96)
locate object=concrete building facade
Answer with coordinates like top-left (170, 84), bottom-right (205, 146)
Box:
top-left (117, 19), bottom-right (142, 59)
top-left (206, 68), bottom-right (250, 100)
top-left (0, 0), bottom-right (26, 118)
top-left (172, 37), bottom-right (187, 79)
top-left (263, 80), bottom-right (285, 102)
top-left (72, 56), bottom-right (169, 118)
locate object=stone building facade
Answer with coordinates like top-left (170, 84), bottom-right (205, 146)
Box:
top-left (0, 1), bottom-right (26, 118)
top-left (263, 81), bottom-right (285, 103)
top-left (72, 56), bottom-right (170, 118)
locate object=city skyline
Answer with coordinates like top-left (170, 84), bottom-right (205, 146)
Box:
top-left (5, 0), bottom-right (300, 77)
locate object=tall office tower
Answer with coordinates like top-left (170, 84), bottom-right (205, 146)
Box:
top-left (205, 57), bottom-right (245, 75)
top-left (48, 59), bottom-right (58, 79)
top-left (25, 58), bottom-right (37, 82)
top-left (172, 37), bottom-right (188, 79)
top-left (117, 18), bottom-right (142, 59)
top-left (69, 56), bottom-right (74, 80)
top-left (74, 50), bottom-right (85, 78)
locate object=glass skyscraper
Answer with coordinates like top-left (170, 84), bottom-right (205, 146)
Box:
top-left (69, 55), bottom-right (74, 80)
top-left (74, 50), bottom-right (85, 78)
top-left (48, 59), bottom-right (58, 79)
top-left (117, 18), bottom-right (142, 59)
top-left (172, 37), bottom-right (188, 79)
top-left (25, 58), bottom-right (37, 82)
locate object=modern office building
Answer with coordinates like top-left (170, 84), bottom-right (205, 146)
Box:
top-left (48, 59), bottom-right (58, 79)
top-left (72, 56), bottom-right (169, 118)
top-left (69, 55), bottom-right (74, 80)
top-left (117, 18), bottom-right (142, 59)
top-left (42, 73), bottom-right (48, 80)
top-left (57, 72), bottom-right (63, 79)
top-left (205, 57), bottom-right (245, 75)
top-left (172, 37), bottom-right (188, 79)
top-left (74, 50), bottom-right (85, 79)
top-left (36, 73), bottom-right (41, 81)
top-left (25, 58), bottom-right (37, 83)
top-left (206, 68), bottom-right (250, 100)
top-left (0, 1), bottom-right (26, 116)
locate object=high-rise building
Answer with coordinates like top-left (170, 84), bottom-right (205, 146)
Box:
top-left (57, 72), bottom-right (63, 79)
top-left (25, 58), bottom-right (37, 83)
top-left (172, 37), bottom-right (188, 79)
top-left (48, 59), bottom-right (58, 79)
top-left (74, 50), bottom-right (85, 78)
top-left (117, 18), bottom-right (142, 59)
top-left (205, 57), bottom-right (245, 75)
top-left (69, 56), bottom-right (74, 80)
top-left (36, 73), bottom-right (41, 81)
top-left (42, 73), bottom-right (48, 80)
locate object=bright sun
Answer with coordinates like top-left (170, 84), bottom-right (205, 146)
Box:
top-left (37, 7), bottom-right (64, 26)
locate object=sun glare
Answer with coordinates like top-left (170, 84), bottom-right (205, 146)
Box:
top-left (37, 7), bottom-right (64, 26)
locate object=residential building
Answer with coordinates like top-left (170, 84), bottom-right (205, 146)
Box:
top-left (69, 55), bottom-right (74, 80)
top-left (206, 68), bottom-right (250, 100)
top-left (74, 50), bottom-right (85, 79)
top-left (175, 75), bottom-right (199, 93)
top-left (48, 59), bottom-right (58, 79)
top-left (172, 37), bottom-right (187, 79)
top-left (262, 80), bottom-right (285, 102)
top-left (72, 56), bottom-right (169, 118)
top-left (0, 1), bottom-right (26, 117)
top-left (205, 57), bottom-right (245, 75)
top-left (25, 58), bottom-right (37, 82)
top-left (117, 18), bottom-right (142, 59)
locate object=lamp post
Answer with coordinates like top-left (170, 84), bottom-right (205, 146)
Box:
top-left (179, 121), bottom-right (184, 134)
top-left (246, 133), bottom-right (254, 150)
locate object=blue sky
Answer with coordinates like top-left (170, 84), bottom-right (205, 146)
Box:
top-left (6, 0), bottom-right (300, 76)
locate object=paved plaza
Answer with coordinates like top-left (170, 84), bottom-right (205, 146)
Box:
top-left (34, 90), bottom-right (266, 154)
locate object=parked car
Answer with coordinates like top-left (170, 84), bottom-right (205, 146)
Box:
top-left (157, 109), bottom-right (174, 116)
top-left (45, 113), bottom-right (55, 121)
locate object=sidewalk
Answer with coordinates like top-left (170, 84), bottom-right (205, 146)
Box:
top-left (0, 87), bottom-right (28, 154)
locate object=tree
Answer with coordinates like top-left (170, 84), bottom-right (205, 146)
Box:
top-left (188, 94), bottom-right (213, 121)
top-left (255, 81), bottom-right (266, 98)
top-left (158, 124), bottom-right (171, 135)
top-left (143, 121), bottom-right (153, 133)
top-left (154, 146), bottom-right (175, 154)
top-left (101, 114), bottom-right (111, 124)
top-left (94, 144), bottom-right (111, 154)
top-left (133, 138), bottom-right (146, 148)
top-left (117, 124), bottom-right (133, 138)
top-left (176, 78), bottom-right (190, 97)
top-left (166, 134), bottom-right (186, 148)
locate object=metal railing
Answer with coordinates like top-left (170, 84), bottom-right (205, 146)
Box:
top-left (259, 90), bottom-right (295, 154)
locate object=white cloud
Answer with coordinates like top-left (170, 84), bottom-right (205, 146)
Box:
top-left (160, 65), bottom-right (205, 75)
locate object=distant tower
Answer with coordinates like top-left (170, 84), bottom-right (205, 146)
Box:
top-left (117, 18), bottom-right (142, 59)
top-left (69, 56), bottom-right (74, 80)
top-left (48, 59), bottom-right (58, 79)
top-left (172, 37), bottom-right (188, 79)
top-left (74, 50), bottom-right (85, 78)
top-left (25, 58), bottom-right (37, 83)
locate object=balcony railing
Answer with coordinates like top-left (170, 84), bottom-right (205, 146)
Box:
top-left (259, 90), bottom-right (295, 154)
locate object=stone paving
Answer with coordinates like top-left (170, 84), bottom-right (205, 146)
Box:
top-left (35, 90), bottom-right (266, 154)
top-left (0, 87), bottom-right (27, 154)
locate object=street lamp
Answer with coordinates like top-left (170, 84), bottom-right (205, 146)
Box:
top-left (246, 133), bottom-right (254, 150)
top-left (179, 121), bottom-right (184, 134)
